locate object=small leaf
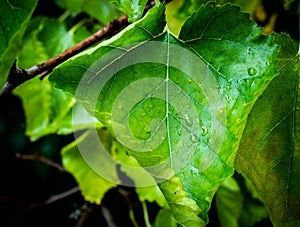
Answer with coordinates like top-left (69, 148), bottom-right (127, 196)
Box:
top-left (61, 130), bottom-right (118, 203)
top-left (13, 16), bottom-right (78, 141)
top-left (108, 0), bottom-right (148, 22)
top-left (159, 177), bottom-right (205, 226)
top-left (36, 17), bottom-right (74, 57)
top-left (0, 0), bottom-right (37, 88)
top-left (136, 185), bottom-right (168, 208)
top-left (61, 0), bottom-right (121, 24)
top-left (215, 177), bottom-right (243, 227)
top-left (153, 208), bottom-right (178, 227)
top-left (235, 33), bottom-right (300, 226)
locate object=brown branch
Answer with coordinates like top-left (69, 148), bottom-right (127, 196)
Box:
top-left (30, 186), bottom-right (80, 209)
top-left (1, 16), bottom-right (129, 95)
top-left (74, 203), bottom-right (93, 227)
top-left (0, 0), bottom-right (166, 95)
top-left (16, 152), bottom-right (65, 172)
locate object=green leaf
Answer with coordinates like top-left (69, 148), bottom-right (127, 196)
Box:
top-left (108, 0), bottom-right (147, 22)
top-left (49, 3), bottom-right (278, 225)
top-left (159, 177), bottom-right (205, 226)
top-left (215, 177), bottom-right (243, 227)
top-left (216, 175), bottom-right (269, 227)
top-left (174, 3), bottom-right (278, 223)
top-left (36, 17), bottom-right (73, 57)
top-left (235, 33), bottom-right (300, 226)
top-left (136, 185), bottom-right (168, 208)
top-left (13, 79), bottom-right (75, 141)
top-left (153, 208), bottom-right (178, 227)
top-left (61, 130), bottom-right (118, 203)
top-left (13, 16), bottom-right (78, 141)
top-left (0, 0), bottom-right (37, 88)
top-left (61, 0), bottom-right (121, 24)
top-left (113, 141), bottom-right (168, 207)
top-left (82, 0), bottom-right (121, 24)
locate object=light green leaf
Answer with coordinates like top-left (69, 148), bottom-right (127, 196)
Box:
top-left (235, 33), bottom-right (300, 226)
top-left (136, 185), bottom-right (168, 208)
top-left (215, 177), bottom-right (243, 227)
top-left (0, 0), bottom-right (37, 88)
top-left (108, 0), bottom-right (147, 22)
top-left (13, 16), bottom-right (78, 141)
top-left (49, 3), bottom-right (278, 225)
top-left (153, 208), bottom-right (178, 227)
top-left (61, 130), bottom-right (118, 203)
top-left (159, 177), bottom-right (205, 226)
top-left (13, 79), bottom-right (75, 141)
top-left (113, 141), bottom-right (168, 207)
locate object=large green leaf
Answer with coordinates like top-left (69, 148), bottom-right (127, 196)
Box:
top-left (235, 33), bottom-right (300, 226)
top-left (0, 0), bottom-right (37, 89)
top-left (49, 3), bottom-right (278, 225)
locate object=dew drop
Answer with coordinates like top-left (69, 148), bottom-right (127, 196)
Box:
top-left (247, 67), bottom-right (257, 76)
top-left (182, 113), bottom-right (193, 127)
top-left (190, 134), bottom-right (198, 143)
top-left (188, 79), bottom-right (192, 83)
top-left (201, 126), bottom-right (208, 136)
top-left (190, 169), bottom-right (196, 176)
top-left (177, 127), bottom-right (182, 136)
top-left (246, 46), bottom-right (251, 54)
top-left (177, 88), bottom-right (182, 94)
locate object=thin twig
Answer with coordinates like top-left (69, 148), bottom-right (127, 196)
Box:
top-left (142, 201), bottom-right (151, 227)
top-left (30, 186), bottom-right (80, 209)
top-left (15, 152), bottom-right (65, 172)
top-left (0, 15), bottom-right (129, 95)
top-left (74, 203), bottom-right (93, 227)
top-left (1, 0), bottom-right (164, 95)
top-left (100, 204), bottom-right (117, 227)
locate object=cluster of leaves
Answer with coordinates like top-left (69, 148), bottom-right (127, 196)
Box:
top-left (1, 0), bottom-right (299, 226)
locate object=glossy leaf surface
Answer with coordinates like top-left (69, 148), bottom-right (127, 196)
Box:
top-left (108, 0), bottom-right (147, 22)
top-left (0, 0), bottom-right (37, 88)
top-left (49, 3), bottom-right (278, 225)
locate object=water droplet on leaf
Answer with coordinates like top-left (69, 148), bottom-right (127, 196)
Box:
top-left (177, 127), bottom-right (182, 135)
top-left (201, 126), bottom-right (208, 136)
top-left (247, 67), bottom-right (257, 76)
top-left (190, 134), bottom-right (198, 143)
top-left (182, 113), bottom-right (193, 127)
